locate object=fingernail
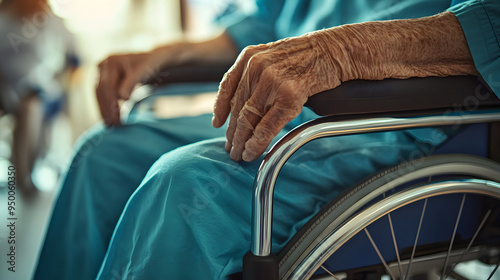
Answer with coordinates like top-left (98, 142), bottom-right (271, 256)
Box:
top-left (225, 141), bottom-right (232, 152)
top-left (230, 147), bottom-right (242, 161)
top-left (242, 150), bottom-right (253, 162)
top-left (212, 115), bottom-right (218, 127)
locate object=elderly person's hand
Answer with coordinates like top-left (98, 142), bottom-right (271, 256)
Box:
top-left (213, 11), bottom-right (479, 162)
top-left (96, 33), bottom-right (238, 126)
top-left (96, 51), bottom-right (160, 126)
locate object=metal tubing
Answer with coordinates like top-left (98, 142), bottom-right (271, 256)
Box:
top-left (250, 110), bottom-right (500, 256)
top-left (291, 179), bottom-right (500, 279)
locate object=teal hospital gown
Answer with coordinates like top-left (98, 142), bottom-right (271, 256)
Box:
top-left (34, 0), bottom-right (500, 279)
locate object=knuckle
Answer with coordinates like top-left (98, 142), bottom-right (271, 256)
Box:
top-left (247, 53), bottom-right (267, 68)
top-left (219, 72), bottom-right (232, 88)
top-left (97, 59), bottom-right (107, 69)
top-left (241, 45), bottom-right (257, 57)
top-left (260, 66), bottom-right (276, 81)
top-left (225, 126), bottom-right (234, 140)
top-left (237, 108), bottom-right (249, 122)
top-left (246, 55), bottom-right (260, 68)
top-left (98, 55), bottom-right (115, 67)
top-left (275, 95), bottom-right (302, 111)
top-left (229, 95), bottom-right (237, 108)
top-left (248, 55), bottom-right (275, 80)
top-left (241, 45), bottom-right (267, 63)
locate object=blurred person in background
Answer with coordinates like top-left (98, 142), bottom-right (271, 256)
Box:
top-left (0, 0), bottom-right (80, 193)
top-left (35, 0), bottom-right (499, 279)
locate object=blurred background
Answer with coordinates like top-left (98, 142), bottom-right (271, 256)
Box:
top-left (0, 0), bottom-right (236, 279)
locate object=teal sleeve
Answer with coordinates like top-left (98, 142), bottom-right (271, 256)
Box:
top-left (448, 0), bottom-right (500, 98)
top-left (218, 0), bottom-right (285, 51)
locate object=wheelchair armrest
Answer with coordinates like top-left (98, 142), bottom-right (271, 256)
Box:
top-left (143, 61), bottom-right (233, 85)
top-left (305, 76), bottom-right (500, 116)
top-left (244, 75), bottom-right (500, 280)
top-left (125, 61), bottom-right (231, 121)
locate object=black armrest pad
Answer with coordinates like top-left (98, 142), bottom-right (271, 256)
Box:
top-left (144, 61), bottom-right (232, 85)
top-left (305, 76), bottom-right (500, 116)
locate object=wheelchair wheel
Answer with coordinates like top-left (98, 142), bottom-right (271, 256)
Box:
top-left (278, 154), bottom-right (500, 280)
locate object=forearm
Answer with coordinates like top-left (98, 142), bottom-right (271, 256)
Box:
top-left (96, 31), bottom-right (239, 126)
top-left (213, 11), bottom-right (481, 162)
top-left (314, 11), bottom-right (478, 85)
top-left (152, 31), bottom-right (239, 67)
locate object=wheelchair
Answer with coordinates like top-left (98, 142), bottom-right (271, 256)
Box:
top-left (132, 63), bottom-right (500, 279)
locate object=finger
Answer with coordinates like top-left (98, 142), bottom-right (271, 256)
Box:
top-left (226, 65), bottom-right (277, 158)
top-left (229, 103), bottom-right (263, 161)
top-left (213, 64), bottom-right (245, 128)
top-left (242, 103), bottom-right (302, 162)
top-left (225, 52), bottom-right (275, 152)
top-left (117, 57), bottom-right (144, 99)
top-left (224, 68), bottom-right (252, 153)
top-left (96, 60), bottom-right (122, 126)
top-left (225, 110), bottom-right (238, 152)
top-left (96, 80), bottom-right (120, 126)
top-left (213, 47), bottom-right (256, 128)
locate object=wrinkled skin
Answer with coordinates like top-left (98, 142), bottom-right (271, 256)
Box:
top-left (96, 12), bottom-right (478, 162)
top-left (212, 36), bottom-right (345, 161)
top-left (213, 11), bottom-right (478, 161)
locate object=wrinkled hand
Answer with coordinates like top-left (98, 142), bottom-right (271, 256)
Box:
top-left (212, 12), bottom-right (477, 162)
top-left (212, 34), bottom-right (349, 161)
top-left (96, 45), bottom-right (193, 126)
top-left (96, 32), bottom-right (238, 126)
top-left (96, 52), bottom-right (153, 126)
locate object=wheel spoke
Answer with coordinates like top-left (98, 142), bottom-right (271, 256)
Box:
top-left (364, 228), bottom-right (396, 280)
top-left (444, 209), bottom-right (492, 278)
top-left (387, 213), bottom-right (404, 280)
top-left (441, 194), bottom-right (467, 280)
top-left (383, 192), bottom-right (405, 280)
top-left (320, 265), bottom-right (342, 280)
top-left (405, 198), bottom-right (428, 280)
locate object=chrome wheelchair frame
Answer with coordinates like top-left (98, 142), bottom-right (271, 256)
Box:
top-left (241, 76), bottom-right (500, 280)
top-left (136, 67), bottom-right (500, 279)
